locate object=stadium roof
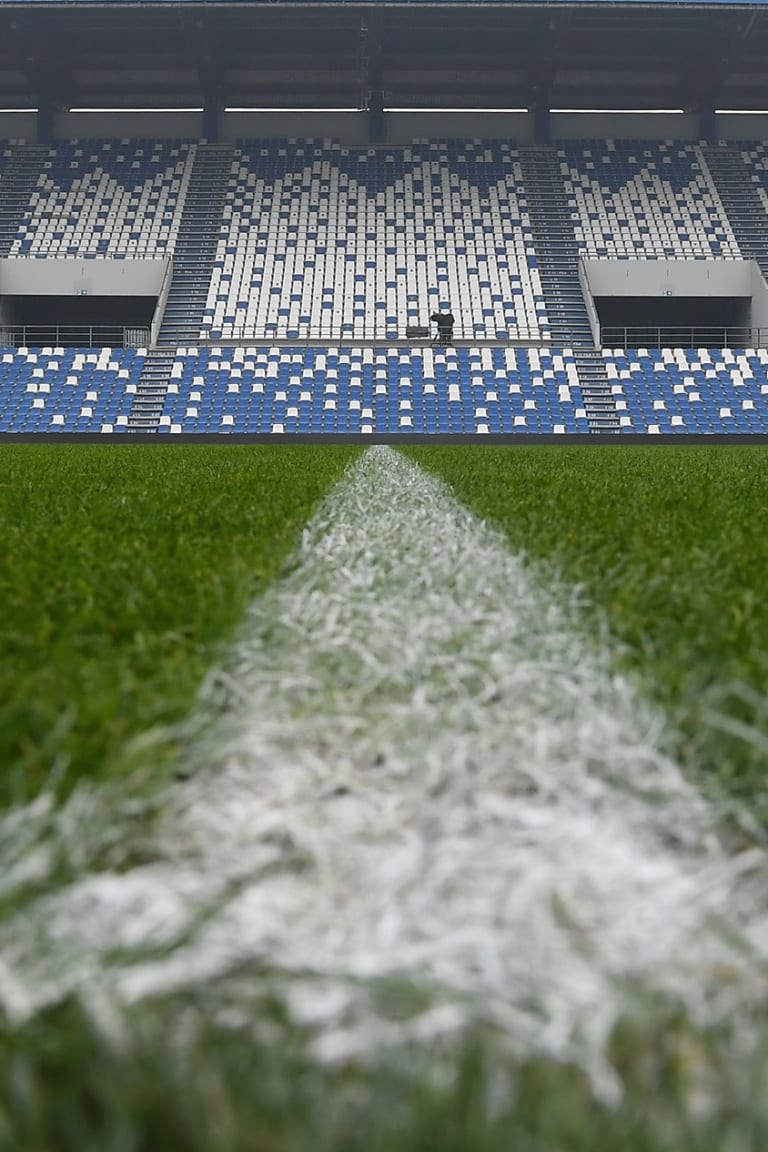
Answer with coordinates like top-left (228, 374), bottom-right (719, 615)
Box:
top-left (1, 2), bottom-right (767, 114)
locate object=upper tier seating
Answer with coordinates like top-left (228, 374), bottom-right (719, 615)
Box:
top-left (160, 345), bottom-right (587, 434)
top-left (0, 141), bottom-right (14, 181)
top-left (0, 346), bottom-right (145, 432)
top-left (10, 140), bottom-right (195, 258)
top-left (740, 144), bottom-right (768, 216)
top-left (204, 139), bottom-right (549, 342)
top-left (604, 347), bottom-right (768, 432)
top-left (560, 142), bottom-right (740, 259)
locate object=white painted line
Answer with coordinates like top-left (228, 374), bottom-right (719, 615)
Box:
top-left (1, 446), bottom-right (767, 1088)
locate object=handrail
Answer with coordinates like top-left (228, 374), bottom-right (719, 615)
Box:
top-left (151, 258), bottom-right (173, 346)
top-left (0, 325), bottom-right (150, 349)
top-left (600, 325), bottom-right (768, 349)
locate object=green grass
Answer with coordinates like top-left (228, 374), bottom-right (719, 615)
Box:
top-left (0, 444), bottom-right (359, 809)
top-left (2, 988), bottom-right (768, 1152)
top-left (3, 442), bottom-right (768, 1150)
top-left (408, 445), bottom-right (768, 838)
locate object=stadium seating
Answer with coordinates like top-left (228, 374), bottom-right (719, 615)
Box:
top-left (0, 346), bottom-right (145, 432)
top-left (10, 141), bottom-right (194, 258)
top-left (560, 141), bottom-right (740, 258)
top-left (604, 347), bottom-right (768, 432)
top-left (0, 136), bottom-right (767, 438)
top-left (740, 144), bottom-right (768, 218)
top-left (204, 139), bottom-right (549, 342)
top-left (0, 142), bottom-right (15, 182)
top-left (158, 345), bottom-right (589, 434)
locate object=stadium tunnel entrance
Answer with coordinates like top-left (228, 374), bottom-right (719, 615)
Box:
top-left (0, 294), bottom-right (155, 348)
top-left (0, 257), bottom-right (169, 347)
top-left (581, 258), bottom-right (768, 347)
top-left (595, 294), bottom-right (751, 347)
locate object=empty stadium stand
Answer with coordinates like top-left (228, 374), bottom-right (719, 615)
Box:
top-left (704, 145), bottom-right (768, 278)
top-left (0, 145), bottom-right (48, 257)
top-left (203, 139), bottom-right (549, 342)
top-left (158, 345), bottom-right (590, 434)
top-left (605, 347), bottom-right (768, 433)
top-left (0, 136), bottom-right (768, 437)
top-left (9, 140), bottom-right (194, 258)
top-left (0, 346), bottom-right (145, 432)
top-left (561, 141), bottom-right (739, 259)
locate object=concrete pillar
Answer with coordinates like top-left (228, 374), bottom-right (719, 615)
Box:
top-left (699, 106), bottom-right (717, 145)
top-left (203, 103), bottom-right (220, 144)
top-left (37, 105), bottom-right (54, 145)
top-left (534, 105), bottom-right (551, 146)
top-left (368, 89), bottom-right (384, 144)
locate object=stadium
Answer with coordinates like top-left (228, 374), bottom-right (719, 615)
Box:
top-left (2, 0), bottom-right (768, 1148)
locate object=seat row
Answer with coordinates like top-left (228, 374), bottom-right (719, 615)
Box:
top-left (560, 141), bottom-right (739, 259)
top-left (10, 140), bottom-right (195, 258)
top-left (161, 345), bottom-right (588, 433)
top-left (1, 342), bottom-right (768, 434)
top-left (0, 346), bottom-right (145, 432)
top-left (604, 347), bottom-right (768, 432)
top-left (206, 140), bottom-right (546, 341)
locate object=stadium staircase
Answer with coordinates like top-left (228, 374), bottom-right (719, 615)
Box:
top-left (128, 144), bottom-right (233, 431)
top-left (519, 146), bottom-right (619, 433)
top-left (573, 348), bottom-right (619, 433)
top-left (518, 146), bottom-right (594, 346)
top-left (126, 345), bottom-right (173, 433)
top-left (157, 143), bottom-right (234, 345)
top-left (701, 146), bottom-right (768, 278)
top-left (126, 348), bottom-right (175, 432)
top-left (0, 145), bottom-right (48, 256)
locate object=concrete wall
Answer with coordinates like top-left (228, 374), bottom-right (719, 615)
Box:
top-left (151, 259), bottom-right (174, 344)
top-left (221, 111), bottom-right (368, 143)
top-left (716, 114), bottom-right (768, 142)
top-left (384, 112), bottom-right (533, 144)
top-left (750, 262), bottom-right (768, 333)
top-left (581, 258), bottom-right (768, 343)
top-left (0, 258), bottom-right (169, 296)
top-left (582, 258), bottom-right (753, 297)
top-left (4, 108), bottom-right (768, 144)
top-left (54, 112), bottom-right (204, 139)
top-left (578, 260), bottom-right (601, 344)
top-left (0, 113), bottom-right (37, 141)
top-left (550, 112), bottom-right (700, 142)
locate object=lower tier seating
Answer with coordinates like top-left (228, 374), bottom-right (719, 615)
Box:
top-left (161, 346), bottom-right (589, 434)
top-left (0, 347), bottom-right (146, 432)
top-left (2, 344), bottom-right (768, 435)
top-left (604, 347), bottom-right (768, 433)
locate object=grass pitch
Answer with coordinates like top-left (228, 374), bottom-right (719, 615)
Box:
top-left (410, 444), bottom-right (768, 839)
top-left (2, 442), bottom-right (768, 1151)
top-left (0, 444), bottom-right (359, 808)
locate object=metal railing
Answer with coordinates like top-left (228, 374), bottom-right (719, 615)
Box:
top-left (0, 325), bottom-right (150, 349)
top-left (601, 325), bottom-right (768, 349)
top-left (184, 327), bottom-right (526, 345)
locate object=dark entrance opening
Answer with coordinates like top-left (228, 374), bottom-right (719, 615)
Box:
top-left (596, 295), bottom-right (752, 346)
top-left (0, 294), bottom-right (155, 346)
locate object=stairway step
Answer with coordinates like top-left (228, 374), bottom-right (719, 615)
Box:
top-left (156, 142), bottom-right (233, 346)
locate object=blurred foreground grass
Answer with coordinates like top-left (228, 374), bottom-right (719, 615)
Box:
top-left (0, 444), bottom-right (358, 807)
top-left (409, 445), bottom-right (768, 834)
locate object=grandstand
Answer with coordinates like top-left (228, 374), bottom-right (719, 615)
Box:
top-left (1, 2), bottom-right (768, 438)
top-left (6, 2), bottom-right (768, 1147)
